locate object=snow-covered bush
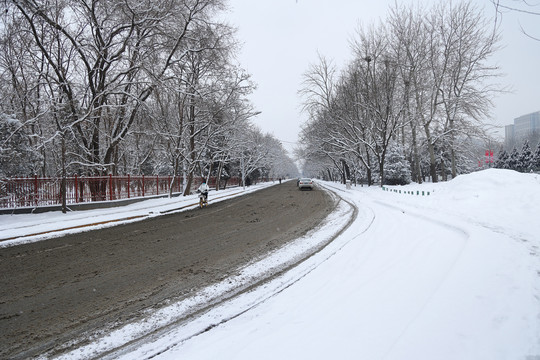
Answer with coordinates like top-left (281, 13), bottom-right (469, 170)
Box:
top-left (384, 143), bottom-right (411, 185)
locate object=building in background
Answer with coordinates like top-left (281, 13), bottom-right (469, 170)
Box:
top-left (505, 110), bottom-right (540, 150)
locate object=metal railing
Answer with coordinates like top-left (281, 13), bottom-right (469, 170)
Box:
top-left (0, 175), bottom-right (242, 209)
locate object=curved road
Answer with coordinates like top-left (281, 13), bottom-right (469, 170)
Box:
top-left (0, 181), bottom-right (336, 359)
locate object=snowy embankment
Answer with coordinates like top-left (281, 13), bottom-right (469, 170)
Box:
top-left (3, 170), bottom-right (539, 359)
top-left (122, 169), bottom-right (540, 360)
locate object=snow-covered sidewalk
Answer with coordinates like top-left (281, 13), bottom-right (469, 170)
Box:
top-left (0, 182), bottom-right (276, 247)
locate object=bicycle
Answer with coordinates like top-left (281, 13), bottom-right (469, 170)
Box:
top-left (197, 190), bottom-right (208, 208)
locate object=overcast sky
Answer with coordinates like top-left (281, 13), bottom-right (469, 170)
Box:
top-left (222, 0), bottom-right (540, 154)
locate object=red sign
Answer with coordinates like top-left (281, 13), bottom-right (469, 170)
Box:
top-left (485, 149), bottom-right (494, 164)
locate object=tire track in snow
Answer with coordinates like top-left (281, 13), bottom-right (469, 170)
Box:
top-left (320, 183), bottom-right (471, 358)
top-left (360, 192), bottom-right (470, 359)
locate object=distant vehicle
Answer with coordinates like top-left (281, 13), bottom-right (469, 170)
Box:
top-left (298, 178), bottom-right (314, 190)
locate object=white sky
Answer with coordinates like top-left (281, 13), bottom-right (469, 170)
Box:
top-left (222, 0), bottom-right (540, 154)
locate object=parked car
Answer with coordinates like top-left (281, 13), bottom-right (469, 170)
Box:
top-left (298, 178), bottom-right (314, 190)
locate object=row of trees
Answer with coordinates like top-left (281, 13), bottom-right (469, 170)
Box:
top-left (297, 1), bottom-right (503, 186)
top-left (495, 141), bottom-right (540, 173)
top-left (0, 0), bottom-right (298, 200)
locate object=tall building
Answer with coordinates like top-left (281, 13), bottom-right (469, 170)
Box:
top-left (505, 111), bottom-right (540, 150)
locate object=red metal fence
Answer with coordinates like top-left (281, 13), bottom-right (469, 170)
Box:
top-left (0, 175), bottom-right (241, 209)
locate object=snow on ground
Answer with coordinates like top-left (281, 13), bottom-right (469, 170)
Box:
top-left (125, 169), bottom-right (540, 360)
top-left (3, 170), bottom-right (540, 359)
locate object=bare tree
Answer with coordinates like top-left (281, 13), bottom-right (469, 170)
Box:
top-left (432, 2), bottom-right (502, 179)
top-left (298, 0), bottom-right (503, 184)
top-left (492, 0), bottom-right (540, 41)
top-left (388, 3), bottom-right (427, 183)
top-left (351, 23), bottom-right (408, 186)
top-left (7, 0), bottom-right (224, 196)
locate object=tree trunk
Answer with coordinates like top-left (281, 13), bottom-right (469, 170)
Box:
top-left (340, 160), bottom-right (350, 184)
top-left (183, 94), bottom-right (196, 196)
top-left (411, 122), bottom-right (422, 184)
top-left (61, 135), bottom-right (67, 214)
top-left (441, 159), bottom-right (447, 181)
top-left (450, 119), bottom-right (457, 179)
top-left (424, 124), bottom-right (438, 183)
top-left (183, 172), bottom-right (193, 196)
top-left (216, 160), bottom-right (224, 191)
top-left (379, 160), bottom-right (385, 187)
top-left (169, 157), bottom-right (179, 198)
top-left (365, 145), bottom-right (373, 186)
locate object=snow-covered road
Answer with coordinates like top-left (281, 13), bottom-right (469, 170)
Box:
top-left (118, 170), bottom-right (540, 360)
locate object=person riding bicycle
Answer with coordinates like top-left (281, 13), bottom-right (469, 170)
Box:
top-left (197, 179), bottom-right (209, 202)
